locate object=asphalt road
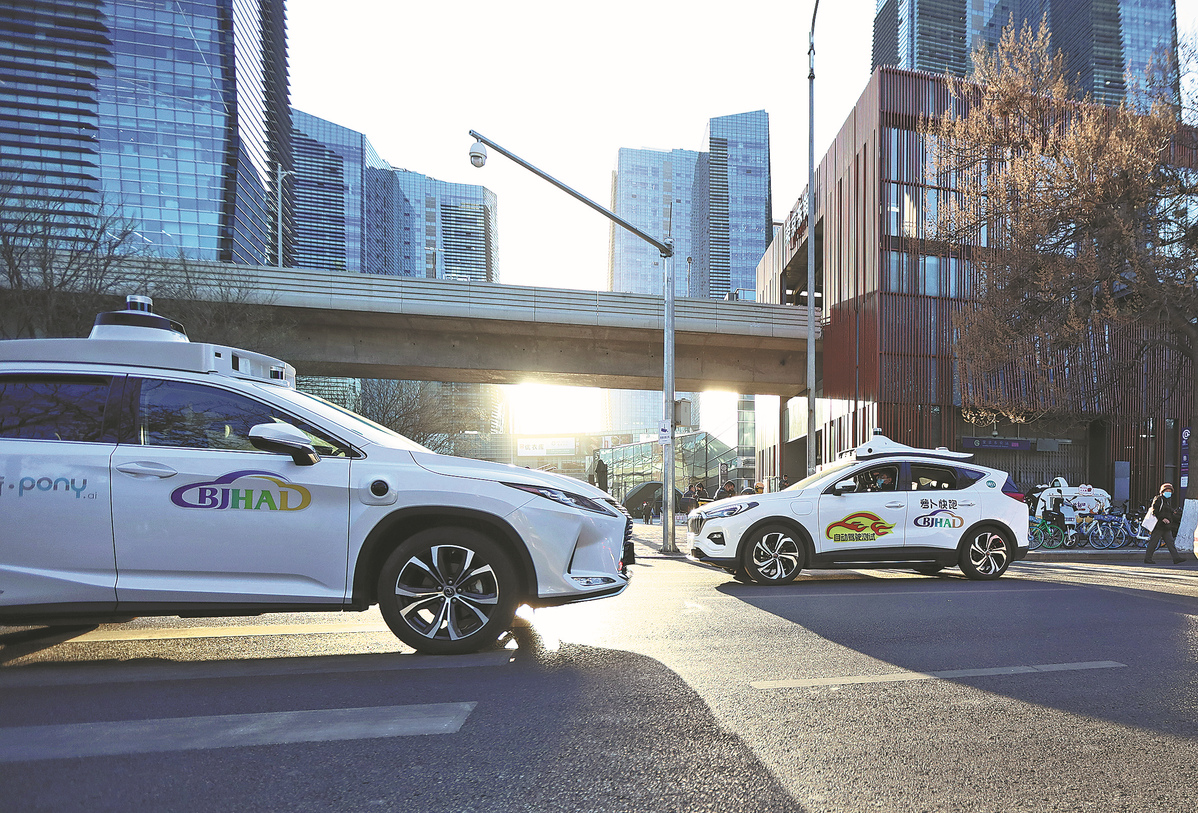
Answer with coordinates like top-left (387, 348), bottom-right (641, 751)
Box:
top-left (1, 528), bottom-right (1195, 812)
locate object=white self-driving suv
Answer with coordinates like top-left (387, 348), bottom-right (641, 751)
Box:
top-left (0, 297), bottom-right (631, 654)
top-left (688, 434), bottom-right (1029, 584)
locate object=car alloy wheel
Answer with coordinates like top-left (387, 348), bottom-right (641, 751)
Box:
top-left (378, 527), bottom-right (519, 655)
top-left (959, 527), bottom-right (1011, 580)
top-left (742, 524), bottom-right (804, 585)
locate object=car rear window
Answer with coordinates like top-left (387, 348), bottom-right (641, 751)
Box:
top-left (0, 375), bottom-right (112, 443)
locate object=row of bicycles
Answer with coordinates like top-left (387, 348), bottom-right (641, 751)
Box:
top-left (1028, 502), bottom-right (1153, 549)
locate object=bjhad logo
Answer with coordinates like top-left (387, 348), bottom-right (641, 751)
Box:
top-left (826, 511), bottom-right (897, 543)
top-left (170, 470), bottom-right (311, 511)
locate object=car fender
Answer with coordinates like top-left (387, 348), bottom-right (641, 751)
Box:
top-left (955, 519), bottom-right (1018, 556)
top-left (351, 506), bottom-right (537, 608)
top-left (736, 515), bottom-right (816, 565)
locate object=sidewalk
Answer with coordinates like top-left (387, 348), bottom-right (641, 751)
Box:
top-left (626, 520), bottom-right (1193, 564)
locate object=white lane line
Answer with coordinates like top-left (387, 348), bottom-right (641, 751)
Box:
top-left (733, 586), bottom-right (1080, 599)
top-left (0, 650), bottom-right (513, 689)
top-left (0, 702), bottom-right (476, 763)
top-left (67, 621), bottom-right (392, 642)
top-left (750, 660), bottom-right (1127, 689)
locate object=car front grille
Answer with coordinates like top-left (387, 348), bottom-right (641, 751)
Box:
top-left (688, 516), bottom-right (704, 535)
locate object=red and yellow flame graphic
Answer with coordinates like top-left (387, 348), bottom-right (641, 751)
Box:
top-left (825, 511), bottom-right (897, 542)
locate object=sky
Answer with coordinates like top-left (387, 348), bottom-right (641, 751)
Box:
top-left (286, 1), bottom-right (1198, 433)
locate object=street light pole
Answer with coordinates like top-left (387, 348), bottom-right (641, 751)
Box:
top-left (276, 162), bottom-right (294, 269)
top-left (807, 0), bottom-right (820, 477)
top-left (467, 130), bottom-right (680, 553)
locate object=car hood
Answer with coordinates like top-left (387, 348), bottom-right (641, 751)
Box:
top-left (410, 451), bottom-right (612, 499)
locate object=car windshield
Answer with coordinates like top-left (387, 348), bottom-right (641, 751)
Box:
top-left (257, 384), bottom-right (431, 453)
top-left (785, 458), bottom-right (856, 491)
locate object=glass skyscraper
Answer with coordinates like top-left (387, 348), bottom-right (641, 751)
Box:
top-left (0, 0), bottom-right (291, 264)
top-left (690, 110), bottom-right (773, 301)
top-left (392, 170), bottom-right (498, 283)
top-left (871, 0), bottom-right (1178, 106)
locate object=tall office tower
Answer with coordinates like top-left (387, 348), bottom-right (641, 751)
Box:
top-left (291, 110), bottom-right (401, 274)
top-left (99, 0), bottom-right (291, 264)
top-left (871, 0), bottom-right (1177, 106)
top-left (605, 147), bottom-right (699, 437)
top-left (0, 0), bottom-right (291, 264)
top-left (0, 1), bottom-right (113, 235)
top-left (393, 170), bottom-right (499, 283)
top-left (690, 110), bottom-right (772, 301)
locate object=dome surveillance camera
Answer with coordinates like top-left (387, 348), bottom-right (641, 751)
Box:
top-left (469, 141), bottom-right (487, 168)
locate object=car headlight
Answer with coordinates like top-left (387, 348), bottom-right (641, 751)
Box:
top-left (503, 482), bottom-right (616, 516)
top-left (701, 501), bottom-right (759, 519)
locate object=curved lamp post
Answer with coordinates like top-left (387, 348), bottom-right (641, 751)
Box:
top-left (807, 0), bottom-right (820, 477)
top-left (468, 130), bottom-right (681, 552)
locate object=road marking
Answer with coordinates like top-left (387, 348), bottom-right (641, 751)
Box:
top-left (0, 650), bottom-right (513, 689)
top-left (66, 621), bottom-right (393, 642)
top-left (731, 585), bottom-right (1080, 598)
top-left (750, 660), bottom-right (1127, 689)
top-left (0, 702), bottom-right (476, 762)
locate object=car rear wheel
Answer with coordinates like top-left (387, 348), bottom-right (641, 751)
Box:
top-left (741, 524), bottom-right (804, 585)
top-left (377, 527), bottom-right (520, 655)
top-left (958, 526), bottom-right (1012, 580)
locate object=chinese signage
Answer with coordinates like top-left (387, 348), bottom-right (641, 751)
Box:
top-left (516, 437), bottom-right (576, 457)
top-left (961, 437), bottom-right (1033, 451)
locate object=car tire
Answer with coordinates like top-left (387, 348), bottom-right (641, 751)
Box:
top-left (741, 524), bottom-right (805, 585)
top-left (958, 526), bottom-right (1013, 580)
top-left (377, 527), bottom-right (520, 655)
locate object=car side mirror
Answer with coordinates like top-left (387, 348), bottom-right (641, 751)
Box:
top-left (832, 478), bottom-right (855, 497)
top-left (249, 422), bottom-right (320, 466)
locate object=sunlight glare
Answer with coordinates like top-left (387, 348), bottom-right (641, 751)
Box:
top-left (503, 383), bottom-right (605, 435)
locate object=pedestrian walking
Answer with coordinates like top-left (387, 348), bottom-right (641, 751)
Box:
top-left (641, 501), bottom-right (653, 525)
top-left (781, 475), bottom-right (791, 490)
top-left (715, 481), bottom-right (737, 501)
top-left (695, 483), bottom-right (708, 503)
top-left (1144, 483), bottom-right (1187, 565)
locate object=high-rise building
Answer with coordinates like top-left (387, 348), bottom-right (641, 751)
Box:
top-left (392, 170), bottom-right (498, 283)
top-left (690, 110), bottom-right (772, 301)
top-left (871, 0), bottom-right (1178, 106)
top-left (0, 1), bottom-right (112, 234)
top-left (605, 147), bottom-right (699, 437)
top-left (0, 0), bottom-right (291, 264)
top-left (291, 110), bottom-right (400, 274)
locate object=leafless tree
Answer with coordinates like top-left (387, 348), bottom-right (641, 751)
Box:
top-left (926, 18), bottom-right (1198, 516)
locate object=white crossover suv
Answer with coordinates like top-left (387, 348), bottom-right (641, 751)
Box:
top-left (0, 297), bottom-right (630, 654)
top-left (688, 434), bottom-right (1029, 584)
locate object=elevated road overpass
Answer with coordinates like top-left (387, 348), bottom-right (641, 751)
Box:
top-left (140, 261), bottom-right (819, 397)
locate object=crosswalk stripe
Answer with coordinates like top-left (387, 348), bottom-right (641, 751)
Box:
top-left (750, 660), bottom-right (1127, 689)
top-left (0, 702), bottom-right (477, 762)
top-left (67, 621), bottom-right (393, 642)
top-left (0, 650), bottom-right (513, 689)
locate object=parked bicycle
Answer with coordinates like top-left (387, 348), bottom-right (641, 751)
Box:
top-left (1030, 508), bottom-right (1068, 549)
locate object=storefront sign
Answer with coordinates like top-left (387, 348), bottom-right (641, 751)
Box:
top-left (962, 437), bottom-right (1032, 451)
top-left (1182, 427), bottom-right (1190, 489)
top-left (517, 437), bottom-right (575, 457)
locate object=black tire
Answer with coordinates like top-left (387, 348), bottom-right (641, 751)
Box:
top-left (741, 524), bottom-right (805, 585)
top-left (958, 526), bottom-right (1013, 580)
top-left (377, 527), bottom-right (520, 655)
top-left (912, 564), bottom-right (945, 576)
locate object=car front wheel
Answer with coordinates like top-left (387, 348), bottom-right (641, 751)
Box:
top-left (958, 527), bottom-right (1012, 580)
top-left (377, 527), bottom-right (520, 655)
top-left (741, 524), bottom-right (805, 585)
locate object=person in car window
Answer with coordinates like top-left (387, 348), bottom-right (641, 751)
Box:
top-left (871, 469), bottom-right (896, 492)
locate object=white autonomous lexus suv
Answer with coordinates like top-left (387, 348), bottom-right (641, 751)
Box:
top-left (0, 297), bottom-right (631, 654)
top-left (688, 433), bottom-right (1029, 584)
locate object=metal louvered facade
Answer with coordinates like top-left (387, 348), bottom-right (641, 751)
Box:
top-left (759, 66), bottom-right (1193, 506)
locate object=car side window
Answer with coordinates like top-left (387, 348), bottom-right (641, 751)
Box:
top-left (128, 378), bottom-right (353, 456)
top-left (855, 464), bottom-right (899, 492)
top-left (910, 464), bottom-right (958, 491)
top-left (0, 375), bottom-right (112, 442)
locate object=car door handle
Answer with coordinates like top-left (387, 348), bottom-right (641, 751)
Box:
top-left (116, 461), bottom-right (178, 479)
top-left (885, 501), bottom-right (904, 509)
top-left (958, 500), bottom-right (976, 506)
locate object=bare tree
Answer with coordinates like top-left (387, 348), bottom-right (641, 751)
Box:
top-left (927, 19), bottom-right (1198, 534)
top-left (321, 378), bottom-right (489, 455)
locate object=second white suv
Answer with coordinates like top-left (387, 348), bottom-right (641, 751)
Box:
top-left (688, 433), bottom-right (1029, 584)
top-left (0, 297), bottom-right (631, 654)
